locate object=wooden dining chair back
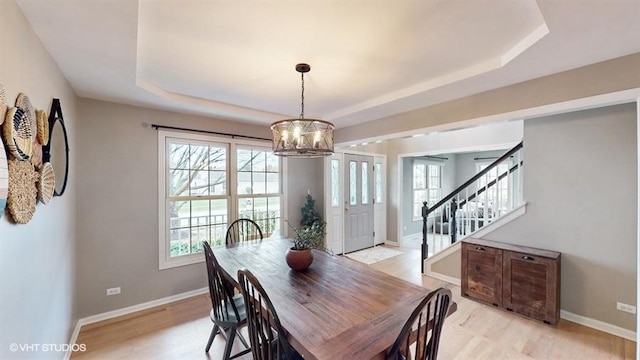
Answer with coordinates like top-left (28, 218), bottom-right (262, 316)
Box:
top-left (202, 241), bottom-right (250, 359)
top-left (226, 218), bottom-right (264, 245)
top-left (238, 268), bottom-right (303, 360)
top-left (386, 287), bottom-right (452, 360)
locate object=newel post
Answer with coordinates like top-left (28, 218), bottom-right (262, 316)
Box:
top-left (450, 198), bottom-right (458, 244)
top-left (421, 201), bottom-right (429, 273)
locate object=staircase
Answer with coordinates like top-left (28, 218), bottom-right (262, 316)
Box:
top-left (420, 141), bottom-right (524, 273)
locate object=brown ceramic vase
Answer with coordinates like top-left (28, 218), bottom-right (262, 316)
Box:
top-left (285, 248), bottom-right (314, 271)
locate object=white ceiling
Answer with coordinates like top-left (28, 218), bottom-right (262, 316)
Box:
top-left (16, 0), bottom-right (640, 129)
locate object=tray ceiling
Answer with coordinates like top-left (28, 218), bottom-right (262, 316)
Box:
top-left (16, 0), bottom-right (640, 128)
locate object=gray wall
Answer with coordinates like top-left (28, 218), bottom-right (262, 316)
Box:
top-left (428, 104), bottom-right (637, 331)
top-left (1, 1), bottom-right (78, 358)
top-left (286, 157), bottom-right (325, 236)
top-left (454, 150), bottom-right (507, 187)
top-left (76, 99), bottom-right (321, 317)
top-left (487, 104), bottom-right (637, 330)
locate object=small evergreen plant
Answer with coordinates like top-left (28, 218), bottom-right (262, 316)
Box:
top-left (300, 193), bottom-right (322, 227)
top-left (287, 194), bottom-right (326, 250)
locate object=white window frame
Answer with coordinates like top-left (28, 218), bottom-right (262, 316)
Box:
top-left (158, 130), bottom-right (285, 270)
top-left (412, 160), bottom-right (443, 221)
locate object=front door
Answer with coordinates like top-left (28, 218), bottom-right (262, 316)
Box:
top-left (344, 154), bottom-right (374, 253)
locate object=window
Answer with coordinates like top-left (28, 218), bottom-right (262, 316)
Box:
top-left (375, 162), bottom-right (383, 204)
top-left (412, 161), bottom-right (442, 220)
top-left (349, 161), bottom-right (357, 205)
top-left (237, 146), bottom-right (282, 238)
top-left (158, 131), bottom-right (283, 269)
top-left (331, 159), bottom-right (340, 207)
top-left (361, 161), bottom-right (369, 204)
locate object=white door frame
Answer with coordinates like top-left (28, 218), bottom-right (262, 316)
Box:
top-left (324, 150), bottom-right (386, 254)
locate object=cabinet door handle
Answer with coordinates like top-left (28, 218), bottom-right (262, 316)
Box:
top-left (475, 246), bottom-right (485, 251)
top-left (522, 255), bottom-right (535, 261)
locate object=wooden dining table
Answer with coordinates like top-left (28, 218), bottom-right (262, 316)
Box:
top-left (213, 237), bottom-right (456, 360)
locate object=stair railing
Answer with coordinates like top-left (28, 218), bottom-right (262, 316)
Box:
top-left (421, 141), bottom-right (524, 272)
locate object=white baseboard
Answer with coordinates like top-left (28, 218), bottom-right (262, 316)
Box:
top-left (560, 310), bottom-right (637, 342)
top-left (384, 240), bottom-right (400, 247)
top-left (66, 287), bottom-right (208, 360)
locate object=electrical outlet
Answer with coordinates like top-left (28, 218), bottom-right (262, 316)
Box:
top-left (616, 302), bottom-right (636, 314)
top-left (106, 287), bottom-right (121, 296)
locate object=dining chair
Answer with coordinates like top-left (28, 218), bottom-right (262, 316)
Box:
top-left (386, 287), bottom-right (452, 360)
top-left (226, 218), bottom-right (264, 245)
top-left (202, 241), bottom-right (251, 359)
top-left (237, 268), bottom-right (303, 360)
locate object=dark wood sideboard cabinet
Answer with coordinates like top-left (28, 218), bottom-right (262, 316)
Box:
top-left (461, 238), bottom-right (561, 326)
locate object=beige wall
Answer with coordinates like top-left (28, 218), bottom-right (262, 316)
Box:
top-left (286, 158), bottom-right (325, 236)
top-left (427, 104), bottom-right (637, 332)
top-left (431, 248), bottom-right (461, 279)
top-left (76, 99), bottom-right (321, 317)
top-left (487, 103), bottom-right (637, 331)
top-left (0, 0), bottom-right (78, 358)
top-left (346, 56), bottom-right (639, 331)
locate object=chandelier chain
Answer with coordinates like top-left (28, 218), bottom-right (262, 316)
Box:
top-left (300, 72), bottom-right (305, 119)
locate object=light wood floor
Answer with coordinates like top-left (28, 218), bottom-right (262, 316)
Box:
top-left (72, 247), bottom-right (636, 359)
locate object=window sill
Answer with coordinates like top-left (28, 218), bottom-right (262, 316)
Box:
top-left (159, 253), bottom-right (203, 270)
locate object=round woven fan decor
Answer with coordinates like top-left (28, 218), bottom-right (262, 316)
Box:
top-left (15, 93), bottom-right (37, 147)
top-left (36, 109), bottom-right (49, 145)
top-left (15, 93), bottom-right (34, 123)
top-left (3, 107), bottom-right (33, 161)
top-left (0, 82), bottom-right (6, 126)
top-left (37, 162), bottom-right (55, 204)
top-left (7, 159), bottom-right (37, 224)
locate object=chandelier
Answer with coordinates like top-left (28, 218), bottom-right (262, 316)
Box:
top-left (271, 63), bottom-right (334, 157)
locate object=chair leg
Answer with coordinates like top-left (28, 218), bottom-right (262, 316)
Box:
top-left (222, 327), bottom-right (236, 360)
top-left (205, 325), bottom-right (220, 353)
top-left (236, 328), bottom-right (250, 349)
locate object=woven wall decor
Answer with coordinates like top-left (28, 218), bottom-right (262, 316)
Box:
top-left (31, 143), bottom-right (43, 169)
top-left (0, 135), bottom-right (7, 219)
top-left (15, 93), bottom-right (37, 154)
top-left (15, 93), bottom-right (35, 131)
top-left (0, 83), bottom-right (6, 126)
top-left (36, 109), bottom-right (49, 145)
top-left (7, 159), bottom-right (37, 224)
top-left (37, 162), bottom-right (55, 204)
top-left (3, 107), bottom-right (33, 161)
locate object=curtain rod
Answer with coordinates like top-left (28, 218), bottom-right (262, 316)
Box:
top-left (151, 124), bottom-right (271, 142)
top-left (474, 156), bottom-right (513, 161)
top-left (417, 155), bottom-right (448, 161)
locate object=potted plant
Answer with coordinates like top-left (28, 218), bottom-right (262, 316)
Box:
top-left (285, 194), bottom-right (326, 270)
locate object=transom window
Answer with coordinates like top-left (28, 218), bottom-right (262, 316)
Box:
top-left (158, 131), bottom-right (283, 269)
